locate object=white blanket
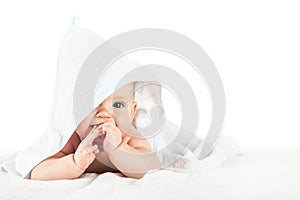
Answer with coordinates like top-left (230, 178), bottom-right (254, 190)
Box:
top-left (1, 143), bottom-right (299, 200)
top-left (9, 20), bottom-right (226, 178)
top-left (12, 21), bottom-right (177, 178)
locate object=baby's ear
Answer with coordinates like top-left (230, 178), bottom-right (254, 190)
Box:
top-left (130, 101), bottom-right (137, 120)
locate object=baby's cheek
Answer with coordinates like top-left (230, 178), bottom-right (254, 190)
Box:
top-left (113, 110), bottom-right (135, 134)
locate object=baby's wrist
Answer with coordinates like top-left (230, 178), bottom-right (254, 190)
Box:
top-left (104, 146), bottom-right (117, 156)
top-left (103, 138), bottom-right (123, 153)
top-left (72, 154), bottom-right (86, 172)
top-left (104, 142), bottom-right (123, 156)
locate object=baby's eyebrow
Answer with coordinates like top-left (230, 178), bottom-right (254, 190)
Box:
top-left (112, 96), bottom-right (129, 101)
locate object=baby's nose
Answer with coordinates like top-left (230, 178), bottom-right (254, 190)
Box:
top-left (96, 109), bottom-right (112, 118)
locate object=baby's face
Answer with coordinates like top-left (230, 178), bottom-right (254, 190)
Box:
top-left (75, 83), bottom-right (137, 138)
top-left (95, 83), bottom-right (137, 128)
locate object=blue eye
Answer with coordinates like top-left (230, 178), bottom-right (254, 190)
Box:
top-left (113, 102), bottom-right (124, 108)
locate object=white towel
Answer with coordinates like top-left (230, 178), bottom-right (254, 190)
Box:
top-left (1, 18), bottom-right (240, 179)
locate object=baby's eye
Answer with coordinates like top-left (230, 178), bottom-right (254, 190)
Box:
top-left (113, 102), bottom-right (125, 108)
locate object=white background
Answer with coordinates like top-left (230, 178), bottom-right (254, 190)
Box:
top-left (0, 0), bottom-right (299, 150)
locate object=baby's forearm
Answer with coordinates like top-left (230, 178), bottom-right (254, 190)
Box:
top-left (107, 143), bottom-right (162, 179)
top-left (30, 154), bottom-right (84, 180)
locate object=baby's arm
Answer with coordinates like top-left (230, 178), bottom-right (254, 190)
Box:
top-left (30, 151), bottom-right (84, 180)
top-left (108, 139), bottom-right (162, 179)
top-left (101, 122), bottom-right (161, 179)
top-left (31, 127), bottom-right (100, 180)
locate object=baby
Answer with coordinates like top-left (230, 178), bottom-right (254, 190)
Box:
top-left (30, 82), bottom-right (162, 180)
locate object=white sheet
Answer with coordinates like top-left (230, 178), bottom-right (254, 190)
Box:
top-left (1, 141), bottom-right (300, 200)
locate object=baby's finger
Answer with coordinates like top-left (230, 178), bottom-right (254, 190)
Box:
top-left (94, 148), bottom-right (100, 154)
top-left (102, 124), bottom-right (111, 134)
top-left (83, 126), bottom-right (101, 146)
top-left (102, 122), bottom-right (119, 134)
top-left (101, 121), bottom-right (116, 129)
top-left (102, 124), bottom-right (119, 137)
top-left (97, 117), bottom-right (115, 126)
top-left (86, 144), bottom-right (99, 154)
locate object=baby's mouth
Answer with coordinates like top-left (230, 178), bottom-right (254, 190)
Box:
top-left (90, 123), bottom-right (103, 128)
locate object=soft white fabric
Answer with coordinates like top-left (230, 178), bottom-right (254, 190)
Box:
top-left (12, 22), bottom-right (167, 178)
top-left (14, 24), bottom-right (103, 178)
top-left (4, 19), bottom-right (232, 179)
top-left (1, 144), bottom-right (300, 199)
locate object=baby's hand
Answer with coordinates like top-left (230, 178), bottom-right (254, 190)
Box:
top-left (100, 118), bottom-right (123, 154)
top-left (74, 126), bottom-right (100, 170)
